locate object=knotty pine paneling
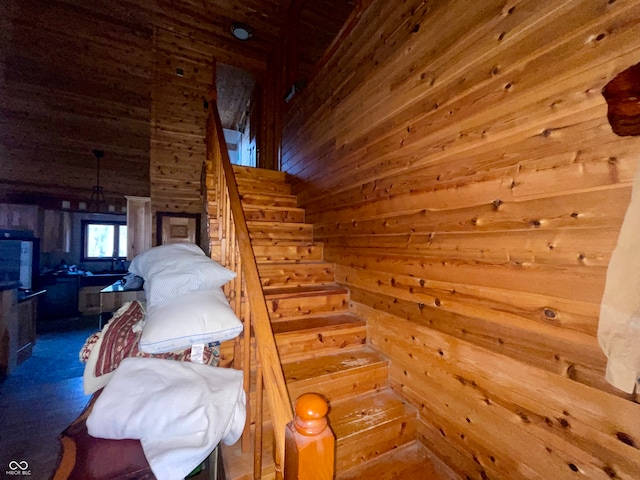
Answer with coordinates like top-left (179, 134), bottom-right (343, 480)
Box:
top-left (2, 0), bottom-right (271, 214)
top-left (1, 0), bottom-right (152, 210)
top-left (150, 27), bottom-right (212, 217)
top-left (282, 0), bottom-right (640, 477)
top-left (150, 27), bottom-right (261, 219)
top-left (296, 0), bottom-right (355, 82)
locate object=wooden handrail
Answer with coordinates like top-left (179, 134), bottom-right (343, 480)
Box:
top-left (206, 92), bottom-right (294, 468)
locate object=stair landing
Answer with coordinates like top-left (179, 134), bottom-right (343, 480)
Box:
top-left (336, 441), bottom-right (458, 480)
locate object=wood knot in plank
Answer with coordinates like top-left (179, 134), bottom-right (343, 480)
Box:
top-left (616, 431), bottom-right (637, 448)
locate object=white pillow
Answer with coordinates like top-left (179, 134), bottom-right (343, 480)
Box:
top-left (139, 288), bottom-right (243, 354)
top-left (86, 357), bottom-right (246, 480)
top-left (129, 243), bottom-right (236, 306)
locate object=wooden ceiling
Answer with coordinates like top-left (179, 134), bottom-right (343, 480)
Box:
top-left (213, 0), bottom-right (355, 130)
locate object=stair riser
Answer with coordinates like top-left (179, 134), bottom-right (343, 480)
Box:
top-left (253, 244), bottom-right (323, 262)
top-left (230, 324), bottom-right (368, 375)
top-left (240, 194), bottom-right (297, 208)
top-left (248, 225), bottom-right (313, 242)
top-left (275, 325), bottom-right (367, 362)
top-left (336, 417), bottom-right (417, 472)
top-left (287, 363), bottom-right (389, 405)
top-left (258, 264), bottom-right (335, 287)
top-left (244, 208), bottom-right (304, 223)
top-left (236, 178), bottom-right (292, 196)
top-left (233, 165), bottom-right (287, 183)
top-left (267, 293), bottom-right (349, 320)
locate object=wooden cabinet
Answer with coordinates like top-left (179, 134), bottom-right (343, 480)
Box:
top-left (0, 204), bottom-right (70, 253)
top-left (0, 287), bottom-right (18, 377)
top-left (100, 283), bottom-right (145, 327)
top-left (16, 296), bottom-right (38, 365)
top-left (0, 287), bottom-right (39, 376)
top-left (78, 274), bottom-right (127, 316)
top-left (126, 196), bottom-right (152, 260)
top-left (0, 204), bottom-right (41, 236)
top-left (41, 209), bottom-right (71, 253)
top-left (78, 286), bottom-right (103, 316)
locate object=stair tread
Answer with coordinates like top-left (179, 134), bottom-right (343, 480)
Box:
top-left (232, 164), bottom-right (287, 180)
top-left (283, 348), bottom-right (385, 384)
top-left (329, 389), bottom-right (415, 440)
top-left (264, 283), bottom-right (348, 298)
top-left (336, 441), bottom-right (451, 480)
top-left (272, 313), bottom-right (365, 334)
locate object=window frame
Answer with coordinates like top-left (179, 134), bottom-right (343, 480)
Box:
top-left (81, 220), bottom-right (127, 262)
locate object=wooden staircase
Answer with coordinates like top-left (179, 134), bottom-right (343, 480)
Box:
top-left (221, 165), bottom-right (424, 479)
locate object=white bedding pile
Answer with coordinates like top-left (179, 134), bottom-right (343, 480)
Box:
top-left (87, 357), bottom-right (246, 480)
top-left (84, 244), bottom-right (246, 480)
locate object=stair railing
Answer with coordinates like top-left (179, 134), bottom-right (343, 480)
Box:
top-left (204, 78), bottom-right (294, 476)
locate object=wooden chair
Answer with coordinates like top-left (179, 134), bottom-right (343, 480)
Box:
top-left (52, 391), bottom-right (154, 480)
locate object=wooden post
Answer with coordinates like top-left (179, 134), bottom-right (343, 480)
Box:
top-left (283, 393), bottom-right (335, 480)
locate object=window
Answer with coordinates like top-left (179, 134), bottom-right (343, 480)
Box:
top-left (82, 220), bottom-right (127, 260)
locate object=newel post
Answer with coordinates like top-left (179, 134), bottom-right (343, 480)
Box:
top-left (283, 393), bottom-right (335, 480)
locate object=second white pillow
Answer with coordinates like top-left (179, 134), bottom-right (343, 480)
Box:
top-left (139, 288), bottom-right (243, 354)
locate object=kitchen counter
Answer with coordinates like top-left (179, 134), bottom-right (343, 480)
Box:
top-left (38, 272), bottom-right (126, 287)
top-left (35, 273), bottom-right (128, 320)
top-left (80, 274), bottom-right (126, 287)
top-left (18, 289), bottom-right (46, 303)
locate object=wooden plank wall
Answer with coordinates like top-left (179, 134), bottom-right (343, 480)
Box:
top-left (0, 0), bottom-right (152, 211)
top-left (150, 27), bottom-right (212, 216)
top-left (1, 0), bottom-right (270, 215)
top-left (281, 0), bottom-right (640, 478)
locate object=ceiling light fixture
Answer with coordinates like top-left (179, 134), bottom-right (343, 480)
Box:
top-left (231, 22), bottom-right (252, 41)
top-left (88, 149), bottom-right (105, 213)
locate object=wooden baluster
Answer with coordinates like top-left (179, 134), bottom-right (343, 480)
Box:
top-left (284, 393), bottom-right (335, 480)
top-left (275, 448), bottom-right (284, 480)
top-left (241, 308), bottom-right (252, 453)
top-left (253, 363), bottom-right (263, 479)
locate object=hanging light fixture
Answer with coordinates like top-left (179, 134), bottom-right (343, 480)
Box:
top-left (88, 149), bottom-right (105, 213)
top-left (231, 22), bottom-right (252, 41)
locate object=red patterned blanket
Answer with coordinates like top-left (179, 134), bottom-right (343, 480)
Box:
top-left (80, 301), bottom-right (219, 377)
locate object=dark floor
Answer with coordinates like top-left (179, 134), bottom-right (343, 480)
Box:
top-left (0, 316), bottom-right (99, 480)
